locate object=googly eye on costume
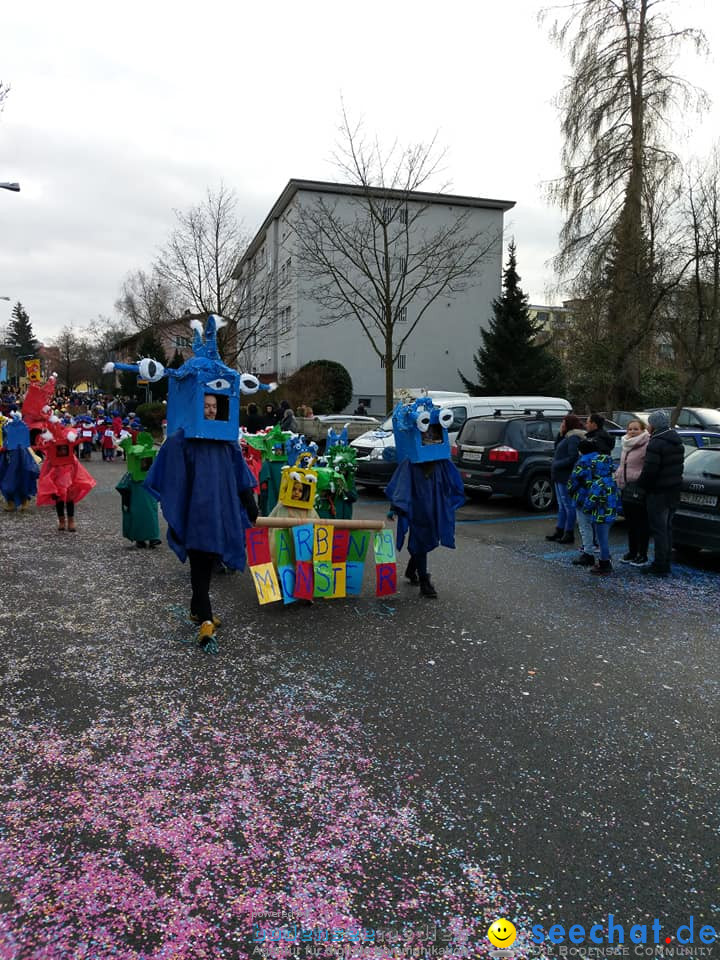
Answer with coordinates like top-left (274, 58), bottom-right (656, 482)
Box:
top-left (138, 358), bottom-right (166, 382)
top-left (416, 411), bottom-right (431, 432)
top-left (439, 409), bottom-right (454, 428)
top-left (239, 374), bottom-right (261, 394)
top-left (205, 378), bottom-right (231, 391)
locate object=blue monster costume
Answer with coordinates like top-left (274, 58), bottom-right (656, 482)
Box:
top-left (0, 415), bottom-right (40, 511)
top-left (385, 397), bottom-right (466, 597)
top-left (104, 315), bottom-right (272, 652)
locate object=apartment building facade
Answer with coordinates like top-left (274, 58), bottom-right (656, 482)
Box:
top-left (234, 179), bottom-right (514, 413)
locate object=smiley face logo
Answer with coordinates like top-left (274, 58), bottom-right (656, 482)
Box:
top-left (487, 918), bottom-right (517, 949)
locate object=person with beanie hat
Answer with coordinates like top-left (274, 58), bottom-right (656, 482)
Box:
top-left (636, 410), bottom-right (684, 576)
top-left (546, 414), bottom-right (586, 543)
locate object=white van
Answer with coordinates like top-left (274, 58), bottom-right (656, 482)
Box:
top-left (352, 394), bottom-right (572, 487)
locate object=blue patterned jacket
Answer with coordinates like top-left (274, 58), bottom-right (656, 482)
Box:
top-left (567, 452), bottom-right (621, 523)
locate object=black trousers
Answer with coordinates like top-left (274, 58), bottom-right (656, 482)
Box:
top-left (55, 500), bottom-right (75, 518)
top-left (188, 549), bottom-right (215, 623)
top-left (623, 499), bottom-right (650, 558)
top-left (646, 491), bottom-right (679, 572)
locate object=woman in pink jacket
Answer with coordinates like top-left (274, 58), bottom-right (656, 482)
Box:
top-left (614, 418), bottom-right (650, 565)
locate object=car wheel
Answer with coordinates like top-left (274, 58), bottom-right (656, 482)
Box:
top-left (525, 474), bottom-right (555, 512)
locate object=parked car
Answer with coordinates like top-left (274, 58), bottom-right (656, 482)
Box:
top-left (609, 427), bottom-right (720, 468)
top-left (646, 406), bottom-right (720, 431)
top-left (672, 447), bottom-right (720, 553)
top-left (606, 410), bottom-right (653, 429)
top-left (353, 395), bottom-right (571, 489)
top-left (451, 413), bottom-right (569, 511)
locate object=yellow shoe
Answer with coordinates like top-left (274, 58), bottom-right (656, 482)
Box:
top-left (190, 613), bottom-right (221, 628)
top-left (3, 501), bottom-right (15, 513)
top-left (197, 620), bottom-right (218, 655)
top-left (19, 499), bottom-right (31, 512)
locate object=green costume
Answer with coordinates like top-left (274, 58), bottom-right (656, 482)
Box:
top-left (115, 432), bottom-right (160, 545)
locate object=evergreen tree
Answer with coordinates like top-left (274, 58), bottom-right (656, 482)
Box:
top-left (8, 302), bottom-right (39, 356)
top-left (459, 242), bottom-right (565, 396)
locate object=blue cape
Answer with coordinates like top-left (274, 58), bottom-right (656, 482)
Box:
top-left (385, 459), bottom-right (466, 555)
top-left (0, 448), bottom-right (40, 506)
top-left (144, 430), bottom-right (255, 570)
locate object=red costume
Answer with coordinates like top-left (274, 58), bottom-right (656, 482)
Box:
top-left (37, 419), bottom-right (96, 506)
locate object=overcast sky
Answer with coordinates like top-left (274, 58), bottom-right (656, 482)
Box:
top-left (1, 0), bottom-right (719, 344)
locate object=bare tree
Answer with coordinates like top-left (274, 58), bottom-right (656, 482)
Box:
top-left (52, 326), bottom-right (90, 390)
top-left (153, 184), bottom-right (282, 367)
top-left (666, 153), bottom-right (720, 414)
top-left (543, 0), bottom-right (707, 407)
top-left (115, 269), bottom-right (178, 331)
top-left (292, 110), bottom-right (500, 409)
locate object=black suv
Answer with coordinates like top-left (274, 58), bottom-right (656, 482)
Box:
top-left (452, 413), bottom-right (567, 511)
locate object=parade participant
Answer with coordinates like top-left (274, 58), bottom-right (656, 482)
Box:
top-left (37, 416), bottom-right (96, 531)
top-left (0, 413), bottom-right (40, 512)
top-left (105, 315), bottom-right (269, 653)
top-left (115, 431), bottom-right (161, 549)
top-left (314, 427), bottom-right (358, 520)
top-left (385, 397), bottom-right (466, 599)
top-left (20, 372), bottom-right (58, 449)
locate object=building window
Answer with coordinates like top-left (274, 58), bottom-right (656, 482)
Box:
top-left (382, 204), bottom-right (392, 221)
top-left (400, 207), bottom-right (408, 225)
top-left (280, 257), bottom-right (292, 286)
top-left (398, 256), bottom-right (406, 272)
top-left (397, 306), bottom-right (408, 323)
top-left (174, 336), bottom-right (192, 348)
top-left (380, 355), bottom-right (407, 370)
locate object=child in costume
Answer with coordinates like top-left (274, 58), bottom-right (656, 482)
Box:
top-left (385, 397), bottom-right (466, 599)
top-left (106, 315), bottom-right (271, 653)
top-left (115, 431), bottom-right (161, 548)
top-left (314, 426), bottom-right (358, 520)
top-left (37, 416), bottom-right (96, 531)
top-left (0, 413), bottom-right (40, 512)
top-left (101, 419), bottom-right (116, 461)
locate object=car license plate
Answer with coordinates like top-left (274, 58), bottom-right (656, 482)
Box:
top-left (681, 492), bottom-right (717, 507)
top-left (463, 451), bottom-right (483, 461)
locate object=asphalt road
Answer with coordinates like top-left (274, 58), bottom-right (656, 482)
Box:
top-left (1, 457), bottom-right (718, 959)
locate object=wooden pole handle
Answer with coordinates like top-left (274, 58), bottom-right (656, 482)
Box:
top-left (255, 517), bottom-right (386, 530)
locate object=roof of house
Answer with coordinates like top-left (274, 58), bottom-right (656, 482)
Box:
top-left (234, 178), bottom-right (515, 276)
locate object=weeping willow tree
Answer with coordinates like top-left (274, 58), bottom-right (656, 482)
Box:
top-left (543, 0), bottom-right (707, 408)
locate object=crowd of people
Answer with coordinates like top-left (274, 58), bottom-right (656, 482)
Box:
top-left (547, 411), bottom-right (684, 578)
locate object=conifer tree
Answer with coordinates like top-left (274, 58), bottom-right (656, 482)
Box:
top-left (459, 242), bottom-right (565, 396)
top-left (8, 302), bottom-right (39, 357)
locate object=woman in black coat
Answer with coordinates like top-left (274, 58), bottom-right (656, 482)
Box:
top-left (546, 414), bottom-right (587, 543)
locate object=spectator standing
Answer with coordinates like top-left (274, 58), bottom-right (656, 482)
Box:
top-left (245, 403), bottom-right (264, 434)
top-left (636, 410), bottom-right (684, 577)
top-left (568, 440), bottom-right (622, 575)
top-left (614, 418), bottom-right (650, 565)
top-left (584, 413), bottom-right (614, 454)
top-left (546, 414), bottom-right (586, 544)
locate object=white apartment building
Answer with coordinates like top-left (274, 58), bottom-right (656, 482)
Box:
top-left (233, 179), bottom-right (514, 413)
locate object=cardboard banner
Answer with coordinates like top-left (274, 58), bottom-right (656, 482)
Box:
top-left (246, 522), bottom-right (396, 606)
top-left (24, 359), bottom-right (41, 382)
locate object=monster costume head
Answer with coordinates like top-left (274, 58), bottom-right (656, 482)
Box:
top-left (285, 434), bottom-right (319, 467)
top-left (119, 431), bottom-right (157, 482)
top-left (391, 397), bottom-right (453, 464)
top-left (243, 423), bottom-right (292, 462)
top-left (326, 425), bottom-right (349, 448)
top-left (278, 463), bottom-right (318, 510)
top-left (4, 414), bottom-right (31, 450)
top-left (104, 315), bottom-right (275, 442)
top-left (21, 373), bottom-right (57, 429)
